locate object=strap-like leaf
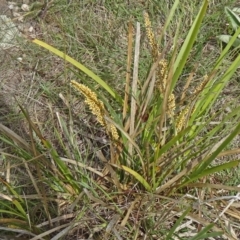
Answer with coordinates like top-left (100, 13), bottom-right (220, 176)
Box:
top-left (32, 39), bottom-right (123, 104)
top-left (217, 34), bottom-right (240, 47)
top-left (225, 7), bottom-right (240, 30)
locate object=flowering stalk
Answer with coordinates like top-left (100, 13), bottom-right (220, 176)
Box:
top-left (71, 80), bottom-right (119, 141)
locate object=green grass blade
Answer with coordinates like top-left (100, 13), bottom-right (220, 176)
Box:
top-left (172, 0), bottom-right (208, 90)
top-left (121, 165), bottom-right (151, 191)
top-left (188, 224), bottom-right (221, 240)
top-left (225, 7), bottom-right (240, 30)
top-left (42, 139), bottom-right (80, 194)
top-left (0, 209), bottom-right (26, 219)
top-left (156, 126), bottom-right (191, 157)
top-left (166, 208), bottom-right (190, 239)
top-left (217, 34), bottom-right (240, 47)
top-left (201, 106), bottom-right (240, 141)
top-left (32, 39), bottom-right (123, 104)
top-left (215, 26), bottom-right (240, 69)
top-left (17, 104), bottom-right (80, 194)
top-left (12, 199), bottom-right (28, 219)
top-left (162, 0), bottom-right (179, 33)
top-left (195, 52), bottom-right (240, 120)
top-left (0, 178), bottom-right (24, 203)
top-left (182, 122), bottom-right (240, 186)
top-left (197, 121), bottom-right (240, 172)
top-left (181, 160), bottom-right (239, 188)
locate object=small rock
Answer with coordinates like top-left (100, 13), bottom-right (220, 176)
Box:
top-left (21, 4), bottom-right (29, 12)
top-left (8, 2), bottom-right (17, 6)
top-left (28, 26), bottom-right (34, 32)
top-left (13, 6), bottom-right (19, 12)
top-left (8, 4), bottom-right (14, 10)
top-left (13, 12), bottom-right (23, 22)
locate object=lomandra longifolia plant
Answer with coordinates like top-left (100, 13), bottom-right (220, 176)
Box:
top-left (2, 1), bottom-right (240, 239)
top-left (32, 0), bottom-right (240, 194)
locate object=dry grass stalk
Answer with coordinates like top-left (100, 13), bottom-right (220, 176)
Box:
top-left (123, 21), bottom-right (133, 120)
top-left (70, 80), bottom-right (119, 140)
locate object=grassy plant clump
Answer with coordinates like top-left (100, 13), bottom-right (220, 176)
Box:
top-left (1, 0), bottom-right (240, 239)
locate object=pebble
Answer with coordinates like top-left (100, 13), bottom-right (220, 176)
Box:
top-left (21, 4), bottom-right (29, 12)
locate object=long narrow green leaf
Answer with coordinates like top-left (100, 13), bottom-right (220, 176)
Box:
top-left (0, 210), bottom-right (26, 219)
top-left (188, 40), bottom-right (240, 138)
top-left (196, 51), bottom-right (240, 119)
top-left (197, 122), bottom-right (240, 173)
top-left (121, 165), bottom-right (151, 191)
top-left (155, 126), bottom-right (191, 157)
top-left (181, 122), bottom-right (240, 186)
top-left (32, 39), bottom-right (123, 104)
top-left (217, 34), bottom-right (240, 47)
top-left (189, 105), bottom-right (240, 146)
top-left (162, 0), bottom-right (179, 33)
top-left (214, 26), bottom-right (240, 69)
top-left (181, 160), bottom-right (239, 187)
top-left (172, 0), bottom-right (208, 90)
top-left (42, 139), bottom-right (80, 194)
top-left (166, 208), bottom-right (190, 239)
top-left (225, 7), bottom-right (240, 30)
top-left (201, 106), bottom-right (240, 141)
top-left (0, 178), bottom-right (24, 203)
top-left (12, 199), bottom-right (28, 219)
top-left (188, 224), bottom-right (221, 240)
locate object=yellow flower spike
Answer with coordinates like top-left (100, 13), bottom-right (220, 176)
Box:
top-left (176, 105), bottom-right (191, 132)
top-left (71, 80), bottom-right (106, 126)
top-left (157, 60), bottom-right (176, 118)
top-left (144, 12), bottom-right (176, 119)
top-left (70, 80), bottom-right (119, 140)
top-left (168, 93), bottom-right (176, 118)
top-left (193, 75), bottom-right (209, 96)
top-left (157, 59), bottom-right (168, 93)
top-left (109, 123), bottom-right (119, 141)
top-left (144, 11), bottom-right (159, 59)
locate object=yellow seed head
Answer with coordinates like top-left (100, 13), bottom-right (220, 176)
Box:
top-left (71, 80), bottom-right (106, 127)
top-left (109, 123), bottom-right (119, 141)
top-left (167, 93), bottom-right (176, 118)
top-left (144, 12), bottom-right (176, 119)
top-left (176, 105), bottom-right (190, 132)
top-left (144, 12), bottom-right (159, 59)
top-left (193, 75), bottom-right (208, 96)
top-left (156, 60), bottom-right (176, 118)
top-left (70, 80), bottom-right (119, 140)
top-left (157, 59), bottom-right (168, 93)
